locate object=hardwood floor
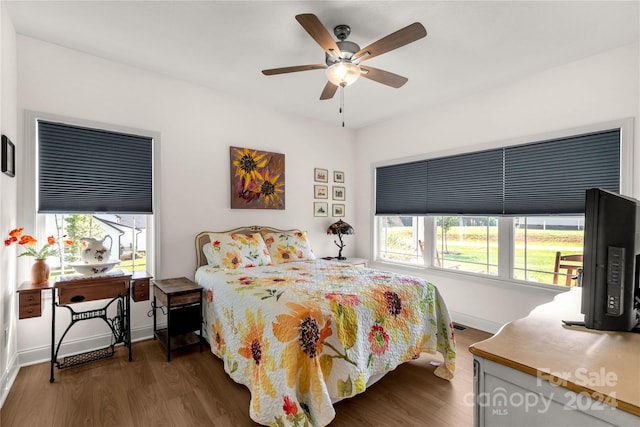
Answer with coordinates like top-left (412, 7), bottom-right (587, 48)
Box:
top-left (1, 326), bottom-right (491, 427)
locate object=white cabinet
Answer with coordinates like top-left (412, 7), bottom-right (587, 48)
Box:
top-left (473, 357), bottom-right (637, 426)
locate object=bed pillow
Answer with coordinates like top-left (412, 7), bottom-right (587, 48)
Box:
top-left (206, 232), bottom-right (273, 269)
top-left (202, 243), bottom-right (219, 267)
top-left (261, 230), bottom-right (316, 264)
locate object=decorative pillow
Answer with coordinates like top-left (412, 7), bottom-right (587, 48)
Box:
top-left (202, 243), bottom-right (218, 267)
top-left (261, 230), bottom-right (315, 264)
top-left (206, 232), bottom-right (273, 269)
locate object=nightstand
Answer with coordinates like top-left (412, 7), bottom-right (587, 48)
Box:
top-left (152, 277), bottom-right (203, 361)
top-left (336, 257), bottom-right (368, 268)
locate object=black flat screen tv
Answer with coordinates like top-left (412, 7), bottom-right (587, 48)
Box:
top-left (581, 188), bottom-right (640, 332)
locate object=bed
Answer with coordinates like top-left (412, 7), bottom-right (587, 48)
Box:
top-left (194, 226), bottom-right (456, 427)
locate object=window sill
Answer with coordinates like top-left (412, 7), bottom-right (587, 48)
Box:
top-left (370, 259), bottom-right (569, 295)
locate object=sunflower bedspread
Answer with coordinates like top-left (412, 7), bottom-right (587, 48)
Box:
top-left (195, 259), bottom-right (456, 427)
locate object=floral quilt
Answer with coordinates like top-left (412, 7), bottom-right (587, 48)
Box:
top-left (195, 259), bottom-right (456, 427)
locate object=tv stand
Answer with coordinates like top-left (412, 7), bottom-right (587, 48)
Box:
top-left (561, 318), bottom-right (640, 333)
top-left (560, 319), bottom-right (585, 327)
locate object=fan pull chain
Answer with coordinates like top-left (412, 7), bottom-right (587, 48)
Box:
top-left (340, 85), bottom-right (345, 127)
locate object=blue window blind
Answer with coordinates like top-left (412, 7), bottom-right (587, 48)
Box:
top-left (38, 120), bottom-right (153, 214)
top-left (375, 129), bottom-right (620, 216)
top-left (427, 149), bottom-right (503, 214)
top-left (503, 131), bottom-right (620, 214)
top-left (376, 161), bottom-right (428, 214)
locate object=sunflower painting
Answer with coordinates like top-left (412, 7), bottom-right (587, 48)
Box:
top-left (231, 146), bottom-right (285, 209)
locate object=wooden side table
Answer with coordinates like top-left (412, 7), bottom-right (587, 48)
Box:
top-left (336, 257), bottom-right (368, 268)
top-left (17, 271), bottom-right (153, 319)
top-left (152, 277), bottom-right (203, 361)
top-left (17, 271), bottom-right (153, 382)
top-left (51, 274), bottom-right (133, 382)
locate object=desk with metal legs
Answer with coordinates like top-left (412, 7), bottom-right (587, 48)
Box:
top-left (49, 275), bottom-right (132, 382)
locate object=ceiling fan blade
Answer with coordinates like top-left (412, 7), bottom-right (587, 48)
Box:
top-left (262, 64), bottom-right (326, 75)
top-left (354, 22), bottom-right (427, 62)
top-left (296, 14), bottom-right (342, 57)
top-left (359, 65), bottom-right (408, 88)
top-left (320, 81), bottom-right (338, 100)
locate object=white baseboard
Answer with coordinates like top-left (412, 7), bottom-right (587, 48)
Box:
top-left (0, 352), bottom-right (19, 409)
top-left (17, 324), bottom-right (157, 367)
top-left (450, 310), bottom-right (503, 334)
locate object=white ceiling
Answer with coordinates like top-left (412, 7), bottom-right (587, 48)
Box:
top-left (5, 1), bottom-right (639, 129)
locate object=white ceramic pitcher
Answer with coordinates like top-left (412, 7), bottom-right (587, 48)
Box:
top-left (80, 236), bottom-right (113, 263)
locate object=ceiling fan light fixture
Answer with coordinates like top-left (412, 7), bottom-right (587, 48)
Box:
top-left (326, 62), bottom-right (361, 87)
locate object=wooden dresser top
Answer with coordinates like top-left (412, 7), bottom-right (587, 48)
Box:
top-left (470, 288), bottom-right (640, 415)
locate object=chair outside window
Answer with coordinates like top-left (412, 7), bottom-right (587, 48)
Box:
top-left (553, 251), bottom-right (583, 286)
top-left (419, 240), bottom-right (460, 269)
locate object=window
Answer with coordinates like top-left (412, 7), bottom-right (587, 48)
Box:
top-left (374, 120), bottom-right (630, 287)
top-left (44, 214), bottom-right (148, 277)
top-left (436, 216), bottom-right (498, 274)
top-left (25, 111), bottom-right (158, 278)
top-left (377, 216), bottom-right (422, 264)
top-left (376, 214), bottom-right (584, 285)
top-left (514, 216), bottom-right (584, 284)
top-left (376, 215), bottom-right (499, 274)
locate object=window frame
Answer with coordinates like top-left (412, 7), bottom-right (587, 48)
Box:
top-left (371, 118), bottom-right (634, 289)
top-left (21, 110), bottom-right (161, 279)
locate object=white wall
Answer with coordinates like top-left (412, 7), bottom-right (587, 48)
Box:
top-left (15, 36), bottom-right (357, 363)
top-left (354, 43), bottom-right (640, 332)
top-left (0, 1), bottom-right (18, 406)
top-left (9, 29), bottom-right (639, 370)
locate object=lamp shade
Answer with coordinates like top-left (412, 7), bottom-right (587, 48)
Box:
top-left (327, 219), bottom-right (354, 236)
top-left (325, 62), bottom-right (361, 87)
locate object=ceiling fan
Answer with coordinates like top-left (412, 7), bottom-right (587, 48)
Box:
top-left (262, 13), bottom-right (427, 100)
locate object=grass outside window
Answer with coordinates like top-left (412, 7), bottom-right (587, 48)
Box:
top-left (377, 216), bottom-right (584, 286)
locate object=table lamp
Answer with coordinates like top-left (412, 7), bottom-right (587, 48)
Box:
top-left (327, 219), bottom-right (354, 260)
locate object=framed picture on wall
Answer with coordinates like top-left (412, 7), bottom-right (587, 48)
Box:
top-left (314, 185), bottom-right (328, 199)
top-left (332, 204), bottom-right (345, 217)
top-left (1, 135), bottom-right (15, 177)
top-left (332, 186), bottom-right (345, 201)
top-left (313, 201), bottom-right (328, 217)
top-left (314, 168), bottom-right (328, 183)
top-left (230, 146), bottom-right (285, 210)
top-left (333, 171), bottom-right (344, 183)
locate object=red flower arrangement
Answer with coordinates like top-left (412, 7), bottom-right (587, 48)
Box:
top-left (4, 228), bottom-right (72, 259)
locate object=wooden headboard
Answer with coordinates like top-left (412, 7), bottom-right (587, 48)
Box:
top-left (195, 225), bottom-right (303, 270)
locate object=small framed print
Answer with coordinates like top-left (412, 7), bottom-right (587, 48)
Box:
top-left (332, 186), bottom-right (345, 201)
top-left (314, 201), bottom-right (328, 217)
top-left (1, 135), bottom-right (15, 177)
top-left (333, 171), bottom-right (344, 183)
top-left (314, 185), bottom-right (328, 199)
top-left (332, 204), bottom-right (345, 217)
top-left (314, 168), bottom-right (328, 183)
